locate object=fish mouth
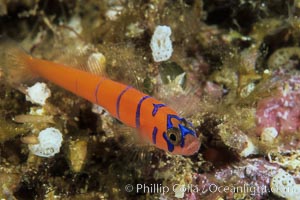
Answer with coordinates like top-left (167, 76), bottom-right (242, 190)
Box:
top-left (182, 135), bottom-right (201, 156)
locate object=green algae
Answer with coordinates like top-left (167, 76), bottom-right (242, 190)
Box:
top-left (0, 118), bottom-right (28, 143)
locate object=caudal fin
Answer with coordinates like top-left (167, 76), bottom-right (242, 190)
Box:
top-left (0, 38), bottom-right (37, 86)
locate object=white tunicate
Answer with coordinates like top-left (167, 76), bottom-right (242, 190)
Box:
top-left (26, 82), bottom-right (51, 106)
top-left (174, 184), bottom-right (185, 198)
top-left (67, 16), bottom-right (83, 38)
top-left (261, 127), bottom-right (278, 143)
top-left (105, 6), bottom-right (123, 21)
top-left (270, 169), bottom-right (300, 200)
top-left (150, 25), bottom-right (173, 62)
top-left (87, 52), bottom-right (106, 75)
top-left (240, 82), bottom-right (255, 98)
top-left (29, 128), bottom-right (63, 158)
top-left (239, 136), bottom-right (258, 157)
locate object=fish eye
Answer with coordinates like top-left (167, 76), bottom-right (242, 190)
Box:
top-left (166, 127), bottom-right (181, 145)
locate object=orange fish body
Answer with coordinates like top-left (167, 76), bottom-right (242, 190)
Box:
top-left (8, 50), bottom-right (200, 156)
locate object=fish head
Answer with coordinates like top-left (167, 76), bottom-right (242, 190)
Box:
top-left (162, 114), bottom-right (200, 156)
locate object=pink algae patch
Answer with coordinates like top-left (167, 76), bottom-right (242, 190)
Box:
top-left (256, 76), bottom-right (300, 136)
